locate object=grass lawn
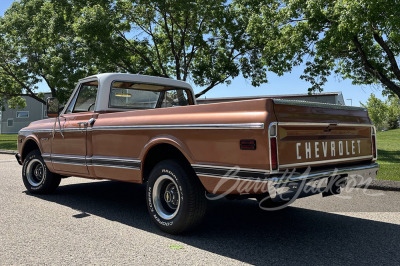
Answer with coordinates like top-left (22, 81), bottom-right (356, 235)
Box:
top-left (0, 134), bottom-right (17, 150)
top-left (0, 129), bottom-right (398, 181)
top-left (376, 129), bottom-right (400, 181)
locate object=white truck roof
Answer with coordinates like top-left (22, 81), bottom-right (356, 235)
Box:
top-left (72, 73), bottom-right (195, 112)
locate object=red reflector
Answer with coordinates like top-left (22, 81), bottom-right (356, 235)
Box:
top-left (270, 137), bottom-right (278, 170)
top-left (372, 134), bottom-right (377, 159)
top-left (240, 139), bottom-right (256, 150)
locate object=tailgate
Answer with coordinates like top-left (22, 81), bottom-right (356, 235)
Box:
top-left (272, 99), bottom-right (376, 169)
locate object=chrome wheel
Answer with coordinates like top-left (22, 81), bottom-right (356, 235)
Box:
top-left (146, 160), bottom-right (207, 234)
top-left (22, 150), bottom-right (61, 194)
top-left (152, 175), bottom-right (181, 220)
top-left (26, 159), bottom-right (45, 187)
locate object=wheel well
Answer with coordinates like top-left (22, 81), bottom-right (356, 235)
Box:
top-left (21, 139), bottom-right (40, 162)
top-left (142, 144), bottom-right (192, 183)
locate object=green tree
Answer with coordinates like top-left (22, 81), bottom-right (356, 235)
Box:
top-left (240, 0), bottom-right (400, 99)
top-left (362, 94), bottom-right (400, 130)
top-left (73, 0), bottom-right (267, 97)
top-left (361, 94), bottom-right (388, 130)
top-left (0, 0), bottom-right (98, 108)
top-left (386, 96), bottom-right (400, 129)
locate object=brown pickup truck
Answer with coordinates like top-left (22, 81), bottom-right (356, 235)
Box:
top-left (16, 73), bottom-right (379, 234)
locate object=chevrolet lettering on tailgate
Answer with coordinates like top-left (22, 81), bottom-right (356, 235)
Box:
top-left (15, 73), bottom-right (379, 235)
top-left (296, 140), bottom-right (363, 160)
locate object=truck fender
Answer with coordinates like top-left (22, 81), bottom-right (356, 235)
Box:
top-left (20, 135), bottom-right (43, 161)
top-left (140, 135), bottom-right (195, 164)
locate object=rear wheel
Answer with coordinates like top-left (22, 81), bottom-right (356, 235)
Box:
top-left (22, 150), bottom-right (61, 194)
top-left (146, 160), bottom-right (207, 234)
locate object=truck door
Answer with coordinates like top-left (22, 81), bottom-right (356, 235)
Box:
top-left (51, 81), bottom-right (98, 174)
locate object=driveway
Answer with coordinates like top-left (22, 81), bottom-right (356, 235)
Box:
top-left (1, 154), bottom-right (399, 265)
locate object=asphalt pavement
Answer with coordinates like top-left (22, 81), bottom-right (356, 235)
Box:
top-left (1, 153), bottom-right (399, 265)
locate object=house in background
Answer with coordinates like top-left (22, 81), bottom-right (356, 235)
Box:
top-left (0, 94), bottom-right (50, 134)
top-left (0, 91), bottom-right (346, 134)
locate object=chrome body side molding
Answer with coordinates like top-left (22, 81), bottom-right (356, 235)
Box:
top-left (44, 153), bottom-right (141, 170)
top-left (92, 123), bottom-right (265, 131)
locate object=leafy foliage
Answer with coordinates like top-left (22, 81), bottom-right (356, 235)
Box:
top-left (361, 94), bottom-right (400, 130)
top-left (241, 0), bottom-right (400, 99)
top-left (0, 0), bottom-right (268, 104)
top-left (73, 0), bottom-right (267, 97)
top-left (0, 0), bottom-right (101, 107)
top-left (386, 96), bottom-right (400, 129)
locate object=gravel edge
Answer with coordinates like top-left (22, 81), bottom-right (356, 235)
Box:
top-left (364, 180), bottom-right (400, 192)
top-left (0, 149), bottom-right (17, 155)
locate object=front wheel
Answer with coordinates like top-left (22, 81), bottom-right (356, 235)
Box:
top-left (22, 150), bottom-right (61, 194)
top-left (146, 160), bottom-right (207, 234)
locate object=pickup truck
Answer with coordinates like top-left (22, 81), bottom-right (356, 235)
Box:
top-left (16, 73), bottom-right (379, 234)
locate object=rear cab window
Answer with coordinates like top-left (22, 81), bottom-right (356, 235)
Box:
top-left (109, 81), bottom-right (192, 110)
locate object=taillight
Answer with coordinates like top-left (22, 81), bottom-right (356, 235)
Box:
top-left (371, 127), bottom-right (377, 160)
top-left (270, 137), bottom-right (278, 170)
top-left (269, 124), bottom-right (278, 171)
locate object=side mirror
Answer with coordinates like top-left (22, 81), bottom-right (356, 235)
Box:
top-left (46, 97), bottom-right (60, 117)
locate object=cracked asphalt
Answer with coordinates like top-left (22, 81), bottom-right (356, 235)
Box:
top-left (1, 154), bottom-right (399, 265)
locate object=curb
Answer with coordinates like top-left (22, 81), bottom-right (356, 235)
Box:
top-left (364, 180), bottom-right (400, 192)
top-left (0, 149), bottom-right (17, 155)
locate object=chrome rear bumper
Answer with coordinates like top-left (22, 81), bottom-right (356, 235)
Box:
top-left (268, 163), bottom-right (379, 183)
top-left (267, 163), bottom-right (379, 202)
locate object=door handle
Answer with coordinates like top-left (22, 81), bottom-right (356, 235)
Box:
top-left (77, 122), bottom-right (88, 133)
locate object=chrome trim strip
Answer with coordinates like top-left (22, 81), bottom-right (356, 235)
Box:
top-left (191, 164), bottom-right (269, 174)
top-left (277, 122), bottom-right (374, 127)
top-left (279, 155), bottom-right (373, 169)
top-left (91, 164), bottom-right (140, 170)
top-left (192, 164), bottom-right (269, 179)
top-left (20, 128), bottom-right (86, 134)
top-left (51, 154), bottom-right (86, 160)
top-left (268, 122), bottom-right (280, 173)
top-left (42, 153), bottom-right (51, 159)
top-left (20, 129), bottom-right (53, 133)
top-left (273, 99), bottom-right (367, 111)
top-left (48, 154), bottom-right (142, 170)
top-left (92, 123), bottom-right (265, 131)
top-left (371, 126), bottom-right (378, 160)
top-left (197, 173), bottom-right (268, 182)
top-left (61, 128), bottom-right (86, 132)
top-left (20, 123), bottom-right (265, 134)
top-left (51, 160), bottom-right (87, 166)
top-left (91, 156), bottom-right (141, 163)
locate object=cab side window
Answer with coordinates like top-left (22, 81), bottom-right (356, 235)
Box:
top-left (160, 89), bottom-right (190, 107)
top-left (65, 81), bottom-right (98, 113)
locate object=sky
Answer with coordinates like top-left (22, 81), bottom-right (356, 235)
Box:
top-left (0, 0), bottom-right (387, 106)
